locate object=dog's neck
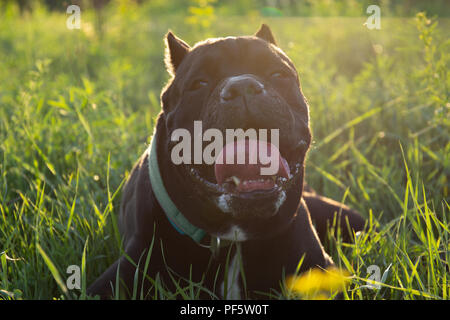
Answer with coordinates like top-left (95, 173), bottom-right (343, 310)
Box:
top-left (148, 128), bottom-right (207, 243)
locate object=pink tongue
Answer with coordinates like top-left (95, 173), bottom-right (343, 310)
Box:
top-left (214, 140), bottom-right (290, 190)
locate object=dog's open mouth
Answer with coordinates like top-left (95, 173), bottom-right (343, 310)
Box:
top-left (186, 139), bottom-right (305, 198)
top-left (215, 139), bottom-right (290, 192)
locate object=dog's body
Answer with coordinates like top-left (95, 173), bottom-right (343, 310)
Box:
top-left (87, 25), bottom-right (365, 299)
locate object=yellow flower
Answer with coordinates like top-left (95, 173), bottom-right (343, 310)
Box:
top-left (286, 267), bottom-right (350, 299)
top-left (309, 293), bottom-right (330, 300)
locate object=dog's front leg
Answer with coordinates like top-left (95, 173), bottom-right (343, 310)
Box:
top-left (87, 236), bottom-right (148, 299)
top-left (303, 191), bottom-right (366, 243)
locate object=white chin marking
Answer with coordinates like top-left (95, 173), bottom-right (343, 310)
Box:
top-left (219, 225), bottom-right (247, 242)
top-left (216, 190), bottom-right (286, 215)
top-left (216, 194), bottom-right (232, 213)
top-left (275, 190), bottom-right (286, 211)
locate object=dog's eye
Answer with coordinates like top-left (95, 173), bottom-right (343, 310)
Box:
top-left (270, 71), bottom-right (287, 79)
top-left (189, 79), bottom-right (208, 91)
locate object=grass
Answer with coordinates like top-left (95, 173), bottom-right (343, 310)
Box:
top-left (0, 2), bottom-right (448, 299)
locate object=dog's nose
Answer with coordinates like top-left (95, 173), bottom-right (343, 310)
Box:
top-left (220, 75), bottom-right (265, 102)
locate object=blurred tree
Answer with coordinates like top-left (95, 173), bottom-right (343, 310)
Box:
top-left (0, 0), bottom-right (448, 16)
top-left (186, 0), bottom-right (217, 30)
top-left (17, 0), bottom-right (31, 12)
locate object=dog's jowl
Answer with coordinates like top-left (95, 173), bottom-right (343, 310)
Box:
top-left (87, 24), bottom-right (366, 299)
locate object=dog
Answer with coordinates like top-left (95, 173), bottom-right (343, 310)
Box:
top-left (87, 24), bottom-right (366, 299)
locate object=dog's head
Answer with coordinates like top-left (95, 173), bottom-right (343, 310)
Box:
top-left (158, 25), bottom-right (311, 241)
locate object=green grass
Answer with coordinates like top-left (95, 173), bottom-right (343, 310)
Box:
top-left (0, 3), bottom-right (448, 299)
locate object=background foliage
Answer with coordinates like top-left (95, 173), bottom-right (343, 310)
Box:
top-left (0, 0), bottom-right (448, 299)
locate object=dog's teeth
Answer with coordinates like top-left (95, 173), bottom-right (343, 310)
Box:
top-left (231, 176), bottom-right (241, 186)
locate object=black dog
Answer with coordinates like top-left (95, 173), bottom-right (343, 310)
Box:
top-left (87, 25), bottom-right (366, 299)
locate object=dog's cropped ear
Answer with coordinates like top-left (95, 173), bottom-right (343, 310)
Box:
top-left (254, 24), bottom-right (277, 46)
top-left (165, 31), bottom-right (190, 75)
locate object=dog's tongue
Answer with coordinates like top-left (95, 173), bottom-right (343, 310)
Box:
top-left (214, 140), bottom-right (290, 192)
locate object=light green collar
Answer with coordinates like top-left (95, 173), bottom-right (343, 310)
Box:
top-left (147, 134), bottom-right (206, 243)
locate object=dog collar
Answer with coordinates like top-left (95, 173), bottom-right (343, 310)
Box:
top-left (147, 134), bottom-right (206, 243)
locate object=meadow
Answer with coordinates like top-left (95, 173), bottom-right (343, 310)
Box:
top-left (0, 1), bottom-right (448, 299)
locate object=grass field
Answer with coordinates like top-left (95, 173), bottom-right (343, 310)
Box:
top-left (0, 2), bottom-right (449, 299)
